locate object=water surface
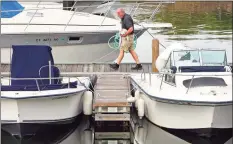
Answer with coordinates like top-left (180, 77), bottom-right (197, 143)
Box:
top-left (2, 114), bottom-right (232, 144)
top-left (121, 1), bottom-right (232, 64)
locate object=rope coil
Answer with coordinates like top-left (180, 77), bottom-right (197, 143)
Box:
top-left (108, 32), bottom-right (138, 53)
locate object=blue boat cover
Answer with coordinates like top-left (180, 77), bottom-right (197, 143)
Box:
top-left (10, 45), bottom-right (57, 86)
top-left (1, 0), bottom-right (24, 18)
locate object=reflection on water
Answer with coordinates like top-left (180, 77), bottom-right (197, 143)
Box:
top-left (2, 113), bottom-right (232, 144)
top-left (131, 114), bottom-right (188, 144)
top-left (1, 115), bottom-right (90, 144)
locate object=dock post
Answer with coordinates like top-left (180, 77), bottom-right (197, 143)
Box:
top-left (152, 39), bottom-right (159, 72)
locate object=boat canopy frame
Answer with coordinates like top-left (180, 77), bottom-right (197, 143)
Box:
top-left (1, 1), bottom-right (174, 31)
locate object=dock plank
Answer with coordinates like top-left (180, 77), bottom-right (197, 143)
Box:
top-left (2, 63), bottom-right (232, 73)
top-left (93, 74), bottom-right (131, 108)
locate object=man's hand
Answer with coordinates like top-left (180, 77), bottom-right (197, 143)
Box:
top-left (120, 27), bottom-right (133, 37)
top-left (120, 33), bottom-right (127, 37)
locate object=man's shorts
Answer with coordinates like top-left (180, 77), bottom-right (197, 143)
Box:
top-left (120, 34), bottom-right (134, 52)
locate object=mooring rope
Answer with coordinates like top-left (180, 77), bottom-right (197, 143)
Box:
top-left (108, 32), bottom-right (138, 53)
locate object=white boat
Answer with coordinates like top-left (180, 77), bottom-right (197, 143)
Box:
top-left (1, 45), bottom-right (92, 138)
top-left (130, 42), bottom-right (232, 134)
top-left (0, 1), bottom-right (173, 64)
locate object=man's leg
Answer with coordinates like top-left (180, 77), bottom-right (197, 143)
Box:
top-left (129, 49), bottom-right (140, 64)
top-left (110, 49), bottom-right (124, 70)
top-left (128, 37), bottom-right (142, 70)
top-left (129, 49), bottom-right (142, 70)
top-left (116, 49), bottom-right (124, 64)
top-left (110, 37), bottom-right (128, 70)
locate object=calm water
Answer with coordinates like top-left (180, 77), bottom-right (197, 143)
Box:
top-left (121, 1), bottom-right (232, 64)
top-left (2, 113), bottom-right (232, 144)
top-left (1, 1), bottom-right (232, 144)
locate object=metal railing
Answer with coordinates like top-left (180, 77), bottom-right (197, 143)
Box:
top-left (98, 0), bottom-right (116, 28)
top-left (1, 1), bottom-right (174, 32)
top-left (1, 76), bottom-right (91, 92)
top-left (147, 3), bottom-right (162, 22)
top-left (1, 70), bottom-right (232, 94)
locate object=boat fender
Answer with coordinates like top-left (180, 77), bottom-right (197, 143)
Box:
top-left (134, 90), bottom-right (140, 108)
top-left (81, 129), bottom-right (92, 144)
top-left (127, 95), bottom-right (136, 103)
top-left (137, 98), bottom-right (144, 119)
top-left (83, 91), bottom-right (93, 115)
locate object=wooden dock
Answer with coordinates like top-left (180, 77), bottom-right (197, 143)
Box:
top-left (1, 63), bottom-right (152, 73)
top-left (93, 74), bottom-right (131, 121)
top-left (2, 63), bottom-right (232, 73)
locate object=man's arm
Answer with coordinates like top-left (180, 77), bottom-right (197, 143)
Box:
top-left (123, 27), bottom-right (133, 36)
top-left (121, 16), bottom-right (134, 37)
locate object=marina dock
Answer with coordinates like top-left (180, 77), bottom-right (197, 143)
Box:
top-left (1, 39), bottom-right (232, 144)
top-left (1, 63), bottom-right (152, 73)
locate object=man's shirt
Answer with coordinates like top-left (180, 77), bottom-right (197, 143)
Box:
top-left (121, 13), bottom-right (134, 34)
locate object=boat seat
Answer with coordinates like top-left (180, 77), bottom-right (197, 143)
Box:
top-left (1, 81), bottom-right (78, 91)
top-left (170, 66), bottom-right (226, 73)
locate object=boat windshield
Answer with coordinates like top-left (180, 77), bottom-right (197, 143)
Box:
top-left (172, 49), bottom-right (227, 67)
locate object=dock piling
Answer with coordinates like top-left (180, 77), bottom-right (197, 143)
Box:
top-left (152, 39), bottom-right (159, 72)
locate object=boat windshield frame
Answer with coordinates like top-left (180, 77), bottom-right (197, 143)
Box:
top-left (171, 49), bottom-right (227, 67)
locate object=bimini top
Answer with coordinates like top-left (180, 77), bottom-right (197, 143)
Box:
top-left (1, 45), bottom-right (82, 92)
top-left (1, 0), bottom-right (24, 18)
top-left (10, 45), bottom-right (57, 86)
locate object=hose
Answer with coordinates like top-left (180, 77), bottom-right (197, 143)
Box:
top-left (108, 32), bottom-right (138, 53)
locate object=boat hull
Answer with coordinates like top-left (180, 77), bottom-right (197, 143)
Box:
top-left (138, 92), bottom-right (232, 131)
top-left (1, 114), bottom-right (83, 140)
top-left (0, 30), bottom-right (145, 64)
top-left (1, 91), bottom-right (85, 137)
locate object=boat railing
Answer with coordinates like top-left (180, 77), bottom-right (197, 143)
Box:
top-left (98, 0), bottom-right (117, 28)
top-left (1, 76), bottom-right (90, 91)
top-left (1, 1), bottom-right (174, 31)
top-left (141, 69), bottom-right (152, 86)
top-left (1, 69), bottom-right (232, 93)
top-left (147, 3), bottom-right (162, 22)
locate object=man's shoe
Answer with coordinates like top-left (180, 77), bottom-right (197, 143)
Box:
top-left (131, 64), bottom-right (142, 70)
top-left (110, 63), bottom-right (119, 70)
